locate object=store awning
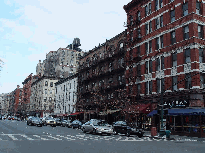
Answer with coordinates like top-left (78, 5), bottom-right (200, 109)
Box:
top-left (147, 108), bottom-right (205, 117)
top-left (147, 110), bottom-right (157, 117)
top-left (99, 109), bottom-right (121, 116)
top-left (69, 112), bottom-right (84, 116)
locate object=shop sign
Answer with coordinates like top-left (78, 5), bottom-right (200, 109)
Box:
top-left (163, 99), bottom-right (189, 108)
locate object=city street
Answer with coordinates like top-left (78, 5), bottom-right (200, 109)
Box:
top-left (0, 120), bottom-right (204, 153)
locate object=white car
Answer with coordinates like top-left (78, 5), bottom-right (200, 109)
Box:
top-left (81, 120), bottom-right (113, 135)
top-left (43, 117), bottom-right (56, 127)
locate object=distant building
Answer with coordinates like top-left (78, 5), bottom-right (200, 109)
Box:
top-left (54, 74), bottom-right (78, 115)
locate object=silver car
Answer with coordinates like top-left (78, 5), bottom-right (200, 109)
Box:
top-left (81, 120), bottom-right (113, 135)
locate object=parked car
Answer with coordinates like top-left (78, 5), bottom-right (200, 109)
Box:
top-left (44, 117), bottom-right (56, 127)
top-left (71, 120), bottom-right (82, 129)
top-left (3, 116), bottom-right (7, 120)
top-left (60, 120), bottom-right (69, 127)
top-left (81, 120), bottom-right (113, 135)
top-left (113, 121), bottom-right (144, 137)
top-left (32, 117), bottom-right (43, 127)
top-left (27, 117), bottom-right (35, 126)
top-left (54, 118), bottom-right (62, 126)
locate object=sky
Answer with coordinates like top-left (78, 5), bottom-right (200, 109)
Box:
top-left (0, 0), bottom-right (131, 94)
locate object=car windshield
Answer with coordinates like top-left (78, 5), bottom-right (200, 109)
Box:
top-left (96, 121), bottom-right (109, 126)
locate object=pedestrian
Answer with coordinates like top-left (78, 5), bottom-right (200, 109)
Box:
top-left (166, 121), bottom-right (170, 130)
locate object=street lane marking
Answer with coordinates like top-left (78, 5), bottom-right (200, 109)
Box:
top-left (21, 135), bottom-right (35, 140)
top-left (47, 135), bottom-right (62, 140)
top-left (7, 134), bottom-right (18, 140)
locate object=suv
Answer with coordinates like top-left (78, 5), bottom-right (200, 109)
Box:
top-left (113, 121), bottom-right (144, 137)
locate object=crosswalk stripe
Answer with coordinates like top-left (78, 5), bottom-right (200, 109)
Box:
top-left (7, 134), bottom-right (18, 140)
top-left (46, 135), bottom-right (62, 140)
top-left (21, 135), bottom-right (35, 140)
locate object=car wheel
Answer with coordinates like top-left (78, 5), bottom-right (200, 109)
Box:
top-left (82, 128), bottom-right (86, 133)
top-left (126, 130), bottom-right (130, 137)
top-left (92, 129), bottom-right (96, 135)
top-left (113, 130), bottom-right (118, 135)
top-left (137, 133), bottom-right (143, 138)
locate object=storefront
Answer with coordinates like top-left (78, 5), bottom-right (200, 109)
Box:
top-left (148, 108), bottom-right (205, 138)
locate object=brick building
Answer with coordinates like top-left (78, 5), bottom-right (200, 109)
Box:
top-left (77, 31), bottom-right (127, 123)
top-left (124, 0), bottom-right (205, 135)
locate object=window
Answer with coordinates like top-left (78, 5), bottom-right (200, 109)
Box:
top-left (130, 15), bottom-right (133, 26)
top-left (145, 42), bottom-right (148, 54)
top-left (161, 56), bottom-right (164, 70)
top-left (69, 92), bottom-right (71, 101)
top-left (156, 56), bottom-right (164, 71)
top-left (172, 52), bottom-right (177, 67)
top-left (155, 0), bottom-right (159, 10)
top-left (137, 83), bottom-right (141, 95)
top-left (149, 60), bottom-right (152, 73)
top-left (170, 31), bottom-right (176, 45)
top-left (146, 23), bottom-right (149, 34)
top-left (130, 31), bottom-right (133, 41)
top-left (137, 65), bottom-right (141, 76)
top-left (45, 89), bottom-right (47, 95)
top-left (185, 73), bottom-right (191, 89)
top-left (149, 40), bottom-right (152, 53)
top-left (149, 3), bottom-right (152, 14)
top-left (149, 21), bottom-right (152, 33)
top-left (170, 10), bottom-right (175, 22)
top-left (160, 0), bottom-right (163, 8)
top-left (198, 25), bottom-right (203, 38)
top-left (155, 18), bottom-right (160, 29)
top-left (160, 15), bottom-right (163, 27)
top-left (196, 2), bottom-right (202, 15)
top-left (200, 74), bottom-right (205, 88)
top-left (184, 25), bottom-right (189, 39)
top-left (149, 81), bottom-right (152, 94)
top-left (183, 2), bottom-right (188, 16)
top-left (50, 82), bottom-right (53, 87)
top-left (160, 35), bottom-right (164, 48)
top-left (156, 57), bottom-right (160, 71)
top-left (156, 37), bottom-right (159, 50)
top-left (137, 46), bottom-right (140, 56)
top-left (70, 83), bottom-right (71, 89)
top-left (145, 61), bottom-right (148, 74)
top-left (155, 0), bottom-right (163, 10)
top-left (137, 28), bottom-right (141, 38)
top-left (199, 48), bottom-right (205, 63)
top-left (172, 76), bottom-right (178, 91)
top-left (185, 49), bottom-right (191, 63)
top-left (145, 82), bottom-right (148, 94)
top-left (145, 5), bottom-right (149, 16)
top-left (157, 79), bottom-right (160, 93)
top-left (45, 81), bottom-right (48, 86)
top-left (64, 85), bottom-right (65, 91)
top-left (137, 11), bottom-right (141, 21)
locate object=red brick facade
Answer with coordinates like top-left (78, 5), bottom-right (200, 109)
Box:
top-left (124, 0), bottom-right (205, 109)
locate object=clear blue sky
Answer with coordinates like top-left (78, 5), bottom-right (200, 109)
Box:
top-left (0, 0), bottom-right (131, 94)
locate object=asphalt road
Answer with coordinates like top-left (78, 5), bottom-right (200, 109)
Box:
top-left (0, 120), bottom-right (205, 153)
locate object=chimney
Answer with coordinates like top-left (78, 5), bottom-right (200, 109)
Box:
top-left (17, 85), bottom-right (20, 89)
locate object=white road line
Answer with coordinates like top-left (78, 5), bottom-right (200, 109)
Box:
top-left (116, 136), bottom-right (122, 141)
top-left (21, 135), bottom-right (35, 140)
top-left (46, 135), bottom-right (62, 140)
top-left (7, 134), bottom-right (18, 140)
top-left (56, 135), bottom-right (75, 141)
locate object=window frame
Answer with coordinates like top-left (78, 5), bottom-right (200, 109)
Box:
top-left (183, 2), bottom-right (188, 16)
top-left (170, 9), bottom-right (175, 23)
top-left (198, 24), bottom-right (203, 39)
top-left (171, 31), bottom-right (176, 44)
top-left (184, 25), bottom-right (189, 40)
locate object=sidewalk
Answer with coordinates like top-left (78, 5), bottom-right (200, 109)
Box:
top-left (143, 130), bottom-right (205, 141)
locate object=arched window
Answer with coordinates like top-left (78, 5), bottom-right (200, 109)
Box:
top-left (45, 81), bottom-right (48, 86)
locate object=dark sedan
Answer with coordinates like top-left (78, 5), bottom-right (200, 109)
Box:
top-left (113, 121), bottom-right (144, 137)
top-left (27, 117), bottom-right (35, 126)
top-left (71, 120), bottom-right (82, 129)
top-left (32, 118), bottom-right (43, 127)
